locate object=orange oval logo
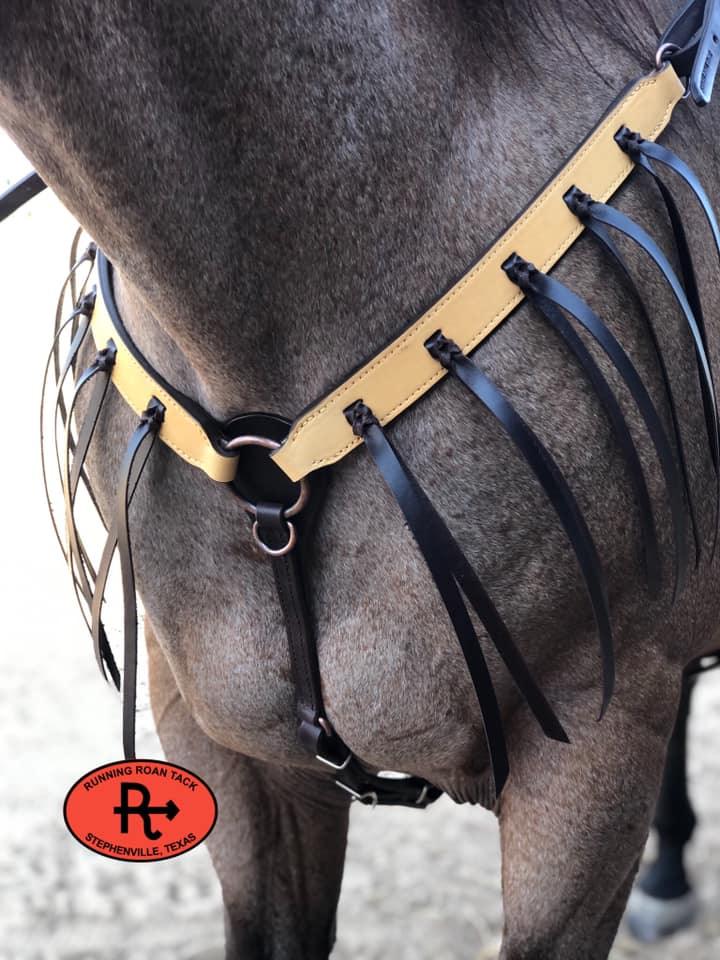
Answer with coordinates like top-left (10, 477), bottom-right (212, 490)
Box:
top-left (63, 759), bottom-right (217, 862)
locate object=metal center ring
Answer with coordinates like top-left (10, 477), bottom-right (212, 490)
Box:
top-left (223, 433), bottom-right (310, 518)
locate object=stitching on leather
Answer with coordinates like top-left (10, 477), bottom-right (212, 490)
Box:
top-left (279, 72), bottom-right (680, 473)
top-left (92, 304), bottom-right (230, 475)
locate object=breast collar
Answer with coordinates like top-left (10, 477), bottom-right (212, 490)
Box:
top-left (32, 0), bottom-right (720, 806)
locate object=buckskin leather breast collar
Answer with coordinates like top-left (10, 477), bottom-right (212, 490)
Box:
top-left (5, 0), bottom-right (720, 806)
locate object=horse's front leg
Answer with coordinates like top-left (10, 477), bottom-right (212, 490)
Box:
top-left (497, 670), bottom-right (680, 960)
top-left (626, 673), bottom-right (698, 940)
top-left (146, 623), bottom-right (351, 960)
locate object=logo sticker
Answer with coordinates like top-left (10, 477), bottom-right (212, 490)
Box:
top-left (63, 759), bottom-right (218, 861)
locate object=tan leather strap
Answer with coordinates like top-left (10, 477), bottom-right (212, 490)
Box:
top-left (90, 287), bottom-right (239, 482)
top-left (272, 65), bottom-right (686, 482)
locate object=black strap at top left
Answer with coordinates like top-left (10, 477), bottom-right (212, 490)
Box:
top-left (0, 170), bottom-right (46, 223)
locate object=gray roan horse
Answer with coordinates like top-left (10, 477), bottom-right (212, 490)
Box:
top-left (3, 1), bottom-right (720, 957)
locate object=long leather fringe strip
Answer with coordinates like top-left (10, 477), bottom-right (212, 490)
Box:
top-left (345, 400), bottom-right (570, 797)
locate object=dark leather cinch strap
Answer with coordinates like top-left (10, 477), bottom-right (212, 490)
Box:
top-left (257, 503), bottom-right (441, 807)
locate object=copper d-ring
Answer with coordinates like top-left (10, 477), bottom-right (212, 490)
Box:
top-left (222, 434), bottom-right (310, 518)
top-left (251, 518), bottom-right (297, 557)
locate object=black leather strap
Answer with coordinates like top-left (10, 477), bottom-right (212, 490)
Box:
top-left (425, 331), bottom-right (618, 686)
top-left (254, 501), bottom-right (350, 764)
top-left (505, 254), bottom-right (689, 598)
top-left (661, 0), bottom-right (720, 104)
top-left (90, 401), bottom-right (165, 754)
top-left (345, 401), bottom-right (570, 797)
top-left (41, 300), bottom-right (94, 566)
top-left (617, 131), bottom-right (720, 264)
top-left (115, 400), bottom-right (165, 760)
top-left (565, 188), bottom-right (719, 565)
top-left (62, 346), bottom-right (116, 608)
top-left (615, 130), bottom-right (712, 356)
top-left (602, 130), bottom-right (720, 558)
top-left (564, 188), bottom-right (720, 482)
top-left (0, 170), bottom-right (46, 222)
top-left (575, 212), bottom-right (700, 570)
top-left (52, 249), bottom-right (97, 431)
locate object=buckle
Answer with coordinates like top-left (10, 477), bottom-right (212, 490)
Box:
top-left (415, 784), bottom-right (429, 806)
top-left (315, 742), bottom-right (352, 771)
top-left (334, 782), bottom-right (379, 808)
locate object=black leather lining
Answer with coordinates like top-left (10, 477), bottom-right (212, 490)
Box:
top-left (97, 253), bottom-right (234, 457)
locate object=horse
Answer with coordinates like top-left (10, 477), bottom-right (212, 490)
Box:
top-left (2, 1), bottom-right (720, 957)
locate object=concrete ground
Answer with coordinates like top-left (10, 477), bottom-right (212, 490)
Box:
top-left (1, 136), bottom-right (718, 960)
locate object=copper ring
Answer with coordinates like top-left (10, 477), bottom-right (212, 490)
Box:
top-left (252, 518), bottom-right (297, 557)
top-left (223, 434), bottom-right (310, 518)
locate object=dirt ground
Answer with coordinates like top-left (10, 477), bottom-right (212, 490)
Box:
top-left (1, 138), bottom-right (718, 960)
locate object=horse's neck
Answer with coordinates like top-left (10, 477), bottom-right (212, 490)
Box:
top-left (2, 2), bottom-right (667, 418)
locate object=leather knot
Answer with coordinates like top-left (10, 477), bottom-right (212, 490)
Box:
top-left (77, 289), bottom-right (97, 317)
top-left (344, 400), bottom-right (379, 437)
top-left (564, 186), bottom-right (595, 220)
top-left (140, 396), bottom-right (166, 430)
top-left (94, 341), bottom-right (117, 372)
top-left (614, 125), bottom-right (644, 159)
top-left (425, 330), bottom-right (463, 369)
top-left (502, 252), bottom-right (538, 292)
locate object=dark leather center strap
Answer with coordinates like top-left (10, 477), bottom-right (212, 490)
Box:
top-left (225, 414), bottom-right (443, 808)
top-left (255, 501), bottom-right (442, 807)
top-left (254, 501), bottom-right (348, 763)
